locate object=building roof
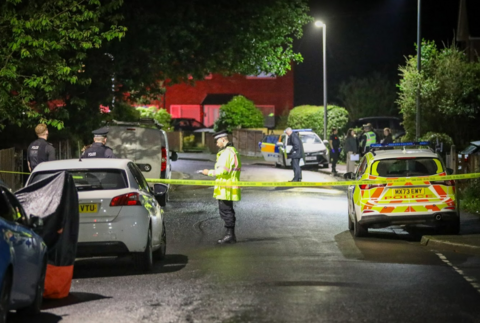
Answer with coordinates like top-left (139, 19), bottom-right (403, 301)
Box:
top-left (201, 94), bottom-right (241, 105)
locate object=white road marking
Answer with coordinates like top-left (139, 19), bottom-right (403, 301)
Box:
top-left (435, 252), bottom-right (480, 294)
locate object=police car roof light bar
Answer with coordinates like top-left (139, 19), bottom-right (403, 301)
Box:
top-left (370, 141), bottom-right (430, 148)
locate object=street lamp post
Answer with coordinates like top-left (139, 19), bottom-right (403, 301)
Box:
top-left (416, 0), bottom-right (421, 140)
top-left (315, 21), bottom-right (328, 141)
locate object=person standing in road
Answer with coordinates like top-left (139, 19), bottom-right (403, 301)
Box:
top-left (82, 127), bottom-right (116, 158)
top-left (202, 131), bottom-right (241, 244)
top-left (359, 123), bottom-right (377, 156)
top-left (344, 128), bottom-right (358, 173)
top-left (285, 128), bottom-right (304, 182)
top-left (27, 124), bottom-right (56, 171)
top-left (329, 128), bottom-right (341, 175)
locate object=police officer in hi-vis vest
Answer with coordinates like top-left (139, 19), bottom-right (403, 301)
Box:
top-left (82, 127), bottom-right (116, 158)
top-left (202, 130), bottom-right (241, 244)
top-left (27, 124), bottom-right (56, 171)
top-left (359, 123), bottom-right (377, 156)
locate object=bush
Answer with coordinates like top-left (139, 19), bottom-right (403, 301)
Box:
top-left (110, 102), bottom-right (141, 122)
top-left (287, 105), bottom-right (349, 139)
top-left (460, 179), bottom-right (480, 214)
top-left (136, 106), bottom-right (172, 131)
top-left (214, 96), bottom-right (264, 132)
top-left (419, 132), bottom-right (454, 153)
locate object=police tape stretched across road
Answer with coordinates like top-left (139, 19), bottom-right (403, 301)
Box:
top-left (145, 172), bottom-right (480, 187)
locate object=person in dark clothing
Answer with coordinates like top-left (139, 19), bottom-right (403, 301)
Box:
top-left (27, 124), bottom-right (56, 171)
top-left (329, 128), bottom-right (341, 175)
top-left (285, 128), bottom-right (304, 182)
top-left (82, 127), bottom-right (115, 158)
top-left (344, 128), bottom-right (358, 155)
top-left (381, 128), bottom-right (393, 145)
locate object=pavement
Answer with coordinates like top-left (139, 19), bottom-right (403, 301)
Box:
top-left (177, 152), bottom-right (480, 258)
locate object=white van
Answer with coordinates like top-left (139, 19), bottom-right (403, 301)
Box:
top-left (104, 120), bottom-right (178, 191)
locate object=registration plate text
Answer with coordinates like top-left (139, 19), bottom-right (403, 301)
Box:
top-left (390, 188), bottom-right (425, 196)
top-left (79, 204), bottom-right (98, 213)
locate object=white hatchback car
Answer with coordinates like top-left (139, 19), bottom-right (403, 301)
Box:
top-left (26, 158), bottom-right (168, 271)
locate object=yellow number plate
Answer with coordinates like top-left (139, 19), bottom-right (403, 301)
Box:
top-left (390, 188), bottom-right (425, 196)
top-left (79, 204), bottom-right (98, 213)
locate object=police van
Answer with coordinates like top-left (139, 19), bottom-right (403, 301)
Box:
top-left (102, 119), bottom-right (178, 193)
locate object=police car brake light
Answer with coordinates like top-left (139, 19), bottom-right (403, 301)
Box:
top-left (110, 192), bottom-right (142, 206)
top-left (370, 141), bottom-right (430, 148)
top-left (359, 183), bottom-right (387, 189)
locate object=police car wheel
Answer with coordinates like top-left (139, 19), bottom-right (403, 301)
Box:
top-left (133, 228), bottom-right (153, 272)
top-left (354, 216), bottom-right (368, 237)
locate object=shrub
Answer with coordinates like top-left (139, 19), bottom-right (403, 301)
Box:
top-left (419, 132), bottom-right (454, 153)
top-left (287, 105), bottom-right (349, 139)
top-left (460, 178), bottom-right (480, 214)
top-left (110, 102), bottom-right (141, 122)
top-left (214, 96), bottom-right (264, 132)
top-left (136, 106), bottom-right (172, 131)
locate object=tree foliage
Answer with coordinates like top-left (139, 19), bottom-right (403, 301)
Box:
top-left (0, 0), bottom-right (126, 130)
top-left (136, 106), bottom-right (172, 130)
top-left (397, 41), bottom-right (480, 146)
top-left (338, 72), bottom-right (398, 121)
top-left (214, 96), bottom-right (264, 132)
top-left (287, 105), bottom-right (349, 139)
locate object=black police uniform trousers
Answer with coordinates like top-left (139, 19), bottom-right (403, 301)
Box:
top-left (218, 200), bottom-right (236, 228)
top-left (331, 151), bottom-right (340, 172)
top-left (291, 158), bottom-right (302, 181)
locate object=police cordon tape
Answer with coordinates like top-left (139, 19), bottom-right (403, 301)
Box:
top-left (2, 170), bottom-right (480, 187)
top-left (145, 172), bottom-right (480, 187)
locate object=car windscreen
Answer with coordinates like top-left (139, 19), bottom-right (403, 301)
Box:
top-left (461, 145), bottom-right (478, 155)
top-left (263, 135), bottom-right (279, 144)
top-left (30, 169), bottom-right (128, 191)
top-left (372, 158), bottom-right (444, 177)
top-left (300, 133), bottom-right (321, 144)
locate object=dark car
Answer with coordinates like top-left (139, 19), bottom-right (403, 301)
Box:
top-left (171, 118), bottom-right (207, 131)
top-left (351, 116), bottom-right (404, 139)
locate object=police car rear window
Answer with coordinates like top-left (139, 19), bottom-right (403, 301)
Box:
top-left (31, 169), bottom-right (128, 191)
top-left (372, 158), bottom-right (443, 177)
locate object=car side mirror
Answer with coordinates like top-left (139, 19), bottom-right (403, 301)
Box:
top-left (323, 140), bottom-right (329, 146)
top-left (153, 183), bottom-right (168, 207)
top-left (446, 168), bottom-right (454, 175)
top-left (170, 150), bottom-right (178, 162)
top-left (344, 172), bottom-right (354, 180)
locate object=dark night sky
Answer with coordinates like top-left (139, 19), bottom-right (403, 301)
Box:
top-left (293, 0), bottom-right (460, 107)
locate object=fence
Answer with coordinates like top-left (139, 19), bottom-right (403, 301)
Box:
top-left (445, 145), bottom-right (480, 174)
top-left (0, 148), bottom-right (23, 191)
top-left (232, 129), bottom-right (264, 157)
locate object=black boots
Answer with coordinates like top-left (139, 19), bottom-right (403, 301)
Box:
top-left (217, 227), bottom-right (236, 244)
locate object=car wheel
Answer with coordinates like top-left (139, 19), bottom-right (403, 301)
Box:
top-left (275, 162), bottom-right (281, 168)
top-left (0, 268), bottom-right (12, 323)
top-left (133, 227), bottom-right (153, 272)
top-left (17, 258), bottom-right (46, 316)
top-left (322, 163), bottom-right (329, 169)
top-left (353, 215), bottom-right (368, 237)
top-left (348, 213), bottom-right (354, 231)
top-left (153, 222), bottom-right (167, 261)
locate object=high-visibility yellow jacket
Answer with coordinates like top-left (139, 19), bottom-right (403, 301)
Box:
top-left (208, 145), bottom-right (241, 201)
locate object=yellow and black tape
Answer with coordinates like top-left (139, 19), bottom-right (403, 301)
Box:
top-left (146, 172), bottom-right (480, 187)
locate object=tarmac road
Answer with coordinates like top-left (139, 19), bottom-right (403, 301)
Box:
top-left (10, 159), bottom-right (480, 323)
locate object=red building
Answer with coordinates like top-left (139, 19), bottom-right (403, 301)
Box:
top-left (158, 69), bottom-right (294, 127)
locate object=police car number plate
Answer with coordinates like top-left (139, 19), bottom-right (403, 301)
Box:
top-left (305, 156), bottom-right (317, 161)
top-left (390, 188), bottom-right (425, 196)
top-left (79, 204), bottom-right (98, 213)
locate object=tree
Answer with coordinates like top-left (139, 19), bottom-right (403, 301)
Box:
top-left (338, 72), bottom-right (398, 121)
top-left (397, 41), bottom-right (480, 146)
top-left (214, 96), bottom-right (264, 132)
top-left (0, 0), bottom-right (126, 130)
top-left (287, 105), bottom-right (349, 139)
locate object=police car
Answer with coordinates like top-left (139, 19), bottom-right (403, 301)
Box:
top-left (344, 142), bottom-right (459, 237)
top-left (259, 129), bottom-right (329, 168)
top-left (26, 159), bottom-right (168, 271)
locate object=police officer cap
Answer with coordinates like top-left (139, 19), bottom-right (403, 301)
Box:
top-left (92, 127), bottom-right (109, 138)
top-left (213, 130), bottom-right (228, 141)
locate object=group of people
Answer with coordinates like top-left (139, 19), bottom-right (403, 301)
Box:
top-left (26, 124), bottom-right (116, 171)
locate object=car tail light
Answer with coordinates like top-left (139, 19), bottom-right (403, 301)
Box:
top-left (359, 184), bottom-right (387, 190)
top-left (443, 206), bottom-right (456, 210)
top-left (161, 147), bottom-right (167, 172)
top-left (431, 180), bottom-right (455, 186)
top-left (110, 192), bottom-right (142, 206)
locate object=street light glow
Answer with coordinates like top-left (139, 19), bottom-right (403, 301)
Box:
top-left (315, 20), bottom-right (325, 28)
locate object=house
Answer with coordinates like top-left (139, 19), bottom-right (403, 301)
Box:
top-left (457, 0), bottom-right (480, 61)
top-left (160, 70), bottom-right (294, 128)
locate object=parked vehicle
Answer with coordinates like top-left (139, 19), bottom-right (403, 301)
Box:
top-left (259, 130), bottom-right (329, 168)
top-left (0, 184), bottom-right (47, 321)
top-left (351, 116), bottom-right (404, 139)
top-left (344, 142), bottom-right (458, 237)
top-left (27, 159), bottom-right (168, 271)
top-left (171, 118), bottom-right (207, 131)
top-left (459, 140), bottom-right (480, 161)
top-left (103, 120), bottom-right (178, 198)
